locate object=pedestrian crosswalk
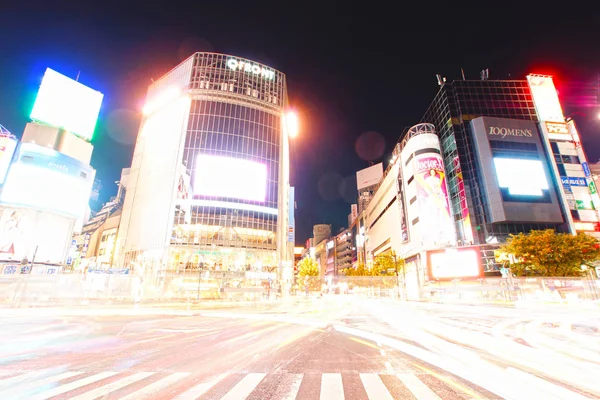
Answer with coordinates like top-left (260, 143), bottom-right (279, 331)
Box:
top-left (0, 368), bottom-right (483, 399)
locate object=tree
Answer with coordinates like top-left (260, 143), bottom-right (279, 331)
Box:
top-left (297, 257), bottom-right (320, 290)
top-left (501, 229), bottom-right (600, 277)
top-left (373, 251), bottom-right (405, 277)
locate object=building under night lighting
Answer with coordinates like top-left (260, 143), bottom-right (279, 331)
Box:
top-left (115, 53), bottom-right (293, 282)
top-left (362, 74), bottom-right (600, 299)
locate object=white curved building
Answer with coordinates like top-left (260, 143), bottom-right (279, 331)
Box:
top-left (115, 53), bottom-right (292, 277)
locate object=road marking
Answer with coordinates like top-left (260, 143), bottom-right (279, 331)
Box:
top-left (320, 373), bottom-right (344, 400)
top-left (69, 371), bottom-right (155, 400)
top-left (349, 337), bottom-right (379, 349)
top-left (119, 372), bottom-right (189, 400)
top-left (281, 374), bottom-right (303, 400)
top-left (221, 373), bottom-right (266, 400)
top-left (412, 363), bottom-right (481, 399)
top-left (0, 371), bottom-right (83, 398)
top-left (397, 373), bottom-right (442, 400)
top-left (28, 371), bottom-right (119, 400)
top-left (173, 373), bottom-right (228, 400)
top-left (384, 361), bottom-right (393, 372)
top-left (360, 373), bottom-right (394, 400)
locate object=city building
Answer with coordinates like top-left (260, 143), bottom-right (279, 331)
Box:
top-left (71, 168), bottom-right (130, 271)
top-left (0, 68), bottom-right (101, 273)
top-left (334, 228), bottom-right (353, 274)
top-left (356, 164), bottom-right (383, 213)
top-left (115, 53), bottom-right (294, 284)
top-left (363, 73), bottom-right (600, 299)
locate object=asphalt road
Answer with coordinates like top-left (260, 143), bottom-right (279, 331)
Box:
top-left (0, 297), bottom-right (598, 399)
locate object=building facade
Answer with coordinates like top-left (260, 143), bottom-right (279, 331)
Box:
top-left (363, 74), bottom-right (599, 299)
top-left (116, 53), bottom-right (293, 279)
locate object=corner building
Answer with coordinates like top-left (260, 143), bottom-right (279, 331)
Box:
top-left (116, 53), bottom-right (291, 274)
top-left (422, 76), bottom-right (600, 266)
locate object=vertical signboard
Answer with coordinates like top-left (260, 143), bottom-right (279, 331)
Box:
top-left (453, 156), bottom-right (474, 243)
top-left (396, 169), bottom-right (409, 243)
top-left (413, 154), bottom-right (454, 245)
top-left (287, 186), bottom-right (295, 243)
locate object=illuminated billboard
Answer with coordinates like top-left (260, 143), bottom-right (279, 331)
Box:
top-left (193, 155), bottom-right (267, 202)
top-left (493, 158), bottom-right (549, 197)
top-left (526, 75), bottom-right (565, 123)
top-left (30, 68), bottom-right (104, 141)
top-left (413, 154), bottom-right (454, 245)
top-left (427, 248), bottom-right (482, 280)
top-left (0, 137), bottom-right (17, 185)
top-left (0, 207), bottom-right (74, 264)
top-left (0, 143), bottom-right (95, 218)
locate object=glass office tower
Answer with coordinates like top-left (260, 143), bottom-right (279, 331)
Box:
top-left (421, 79), bottom-right (572, 269)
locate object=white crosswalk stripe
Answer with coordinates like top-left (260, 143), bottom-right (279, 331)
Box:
top-left (397, 373), bottom-right (442, 400)
top-left (120, 372), bottom-right (190, 400)
top-left (320, 373), bottom-right (344, 400)
top-left (69, 371), bottom-right (155, 400)
top-left (360, 373), bottom-right (395, 400)
top-left (221, 373), bottom-right (266, 400)
top-left (0, 369), bottom-right (468, 399)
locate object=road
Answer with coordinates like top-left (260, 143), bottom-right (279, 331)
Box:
top-left (0, 296), bottom-right (599, 399)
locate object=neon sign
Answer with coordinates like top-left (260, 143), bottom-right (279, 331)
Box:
top-left (226, 58), bottom-right (275, 80)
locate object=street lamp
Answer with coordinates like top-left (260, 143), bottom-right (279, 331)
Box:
top-left (286, 111), bottom-right (299, 138)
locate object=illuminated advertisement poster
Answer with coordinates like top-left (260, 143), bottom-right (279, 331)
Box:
top-left (427, 248), bottom-right (482, 280)
top-left (0, 143), bottom-right (95, 218)
top-left (414, 154), bottom-right (454, 245)
top-left (30, 68), bottom-right (104, 141)
top-left (0, 207), bottom-right (73, 264)
top-left (288, 186), bottom-right (295, 243)
top-left (193, 154), bottom-right (267, 202)
top-left (396, 171), bottom-right (409, 243)
top-left (526, 75), bottom-right (565, 123)
top-left (0, 137), bottom-right (17, 185)
top-left (453, 156), bottom-right (474, 243)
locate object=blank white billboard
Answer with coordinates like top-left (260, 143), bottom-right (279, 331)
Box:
top-left (193, 155), bottom-right (267, 202)
top-left (356, 163), bottom-right (383, 190)
top-left (30, 68), bottom-right (104, 141)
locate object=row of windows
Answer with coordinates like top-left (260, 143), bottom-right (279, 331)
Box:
top-left (190, 53), bottom-right (285, 107)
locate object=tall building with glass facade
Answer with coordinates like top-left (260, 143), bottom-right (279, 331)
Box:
top-left (116, 53), bottom-right (292, 277)
top-left (421, 77), bottom-right (599, 269)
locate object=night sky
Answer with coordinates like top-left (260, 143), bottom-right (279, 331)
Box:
top-left (1, 3), bottom-right (599, 245)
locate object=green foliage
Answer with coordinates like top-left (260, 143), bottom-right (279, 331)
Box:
top-left (297, 257), bottom-right (321, 290)
top-left (501, 229), bottom-right (600, 277)
top-left (343, 251), bottom-right (405, 277)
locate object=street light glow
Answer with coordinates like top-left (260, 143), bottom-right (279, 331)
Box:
top-left (286, 111), bottom-right (299, 138)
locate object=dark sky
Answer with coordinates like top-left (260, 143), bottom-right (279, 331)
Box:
top-left (1, 3), bottom-right (599, 244)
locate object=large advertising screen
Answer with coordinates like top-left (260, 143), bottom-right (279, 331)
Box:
top-left (493, 157), bottom-right (549, 197)
top-left (0, 207), bottom-right (74, 264)
top-left (427, 248), bottom-right (482, 280)
top-left (0, 143), bottom-right (95, 218)
top-left (30, 68), bottom-right (104, 141)
top-left (193, 154), bottom-right (267, 202)
top-left (413, 154), bottom-right (454, 245)
top-left (0, 137), bottom-right (17, 185)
